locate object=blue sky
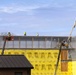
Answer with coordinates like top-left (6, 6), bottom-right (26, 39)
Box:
top-left (0, 0), bottom-right (76, 36)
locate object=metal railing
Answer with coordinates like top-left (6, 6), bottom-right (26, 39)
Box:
top-left (0, 36), bottom-right (69, 49)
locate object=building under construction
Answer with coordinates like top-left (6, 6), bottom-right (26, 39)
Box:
top-left (0, 35), bottom-right (76, 75)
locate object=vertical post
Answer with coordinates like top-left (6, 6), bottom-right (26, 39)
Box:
top-left (26, 39), bottom-right (27, 48)
top-left (51, 37), bottom-right (52, 48)
top-left (45, 38), bottom-right (47, 48)
top-left (57, 38), bottom-right (60, 48)
top-left (61, 50), bottom-right (68, 71)
top-left (19, 37), bottom-right (20, 48)
top-left (6, 40), bottom-right (8, 48)
top-left (32, 37), bottom-right (34, 48)
top-left (13, 37), bottom-right (14, 48)
top-left (38, 38), bottom-right (39, 48)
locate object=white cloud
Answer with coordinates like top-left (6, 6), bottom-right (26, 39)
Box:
top-left (0, 4), bottom-right (48, 14)
top-left (0, 2), bottom-right (75, 14)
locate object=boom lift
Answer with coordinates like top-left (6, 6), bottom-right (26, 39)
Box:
top-left (54, 21), bottom-right (76, 75)
top-left (1, 32), bottom-right (14, 55)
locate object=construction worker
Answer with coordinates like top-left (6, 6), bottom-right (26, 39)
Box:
top-left (8, 32), bottom-right (11, 37)
top-left (36, 33), bottom-right (39, 36)
top-left (24, 32), bottom-right (26, 36)
top-left (7, 32), bottom-right (11, 40)
top-left (62, 40), bottom-right (68, 48)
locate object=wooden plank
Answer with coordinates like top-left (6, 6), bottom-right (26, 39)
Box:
top-left (61, 50), bottom-right (68, 71)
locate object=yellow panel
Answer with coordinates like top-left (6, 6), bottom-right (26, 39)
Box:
top-left (72, 61), bottom-right (76, 75)
top-left (0, 49), bottom-right (74, 75)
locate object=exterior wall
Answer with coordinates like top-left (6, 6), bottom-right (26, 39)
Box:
top-left (0, 49), bottom-right (74, 75)
top-left (0, 69), bottom-right (30, 75)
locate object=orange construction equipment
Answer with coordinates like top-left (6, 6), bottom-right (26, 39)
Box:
top-left (1, 32), bottom-right (14, 55)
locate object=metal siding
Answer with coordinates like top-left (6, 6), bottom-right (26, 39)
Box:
top-left (0, 36), bottom-right (69, 49)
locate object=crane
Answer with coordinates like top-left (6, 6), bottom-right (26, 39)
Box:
top-left (1, 32), bottom-right (14, 55)
top-left (54, 21), bottom-right (76, 75)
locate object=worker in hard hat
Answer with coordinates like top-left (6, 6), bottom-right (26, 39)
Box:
top-left (61, 40), bottom-right (69, 48)
top-left (8, 32), bottom-right (11, 37)
top-left (7, 32), bottom-right (11, 40)
top-left (36, 33), bottom-right (39, 36)
top-left (24, 32), bottom-right (26, 36)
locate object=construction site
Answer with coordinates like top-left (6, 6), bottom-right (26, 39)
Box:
top-left (0, 22), bottom-right (76, 75)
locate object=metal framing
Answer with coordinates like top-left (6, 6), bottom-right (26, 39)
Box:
top-left (0, 36), bottom-right (69, 49)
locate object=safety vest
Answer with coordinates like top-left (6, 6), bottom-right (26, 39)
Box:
top-left (24, 32), bottom-right (26, 36)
